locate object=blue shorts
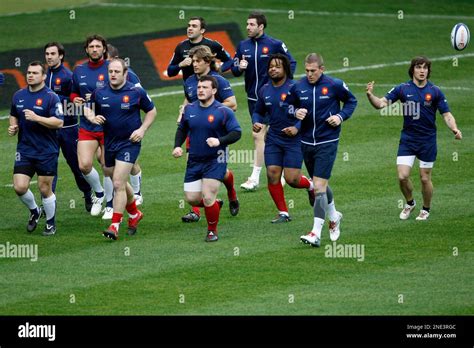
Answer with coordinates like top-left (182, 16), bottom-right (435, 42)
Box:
top-left (184, 157), bottom-right (226, 183)
top-left (397, 138), bottom-right (437, 162)
top-left (104, 143), bottom-right (140, 168)
top-left (14, 152), bottom-right (58, 177)
top-left (265, 137), bottom-right (303, 169)
top-left (301, 141), bottom-right (339, 180)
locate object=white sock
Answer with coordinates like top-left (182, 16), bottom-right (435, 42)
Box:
top-left (311, 217), bottom-right (325, 239)
top-left (308, 179), bottom-right (314, 191)
top-left (104, 176), bottom-right (114, 203)
top-left (250, 166), bottom-right (262, 182)
top-left (83, 168), bottom-right (103, 194)
top-left (19, 190), bottom-right (38, 210)
top-left (42, 194), bottom-right (56, 222)
top-left (130, 171), bottom-right (141, 194)
top-left (279, 211), bottom-right (289, 216)
top-left (327, 201), bottom-right (338, 221)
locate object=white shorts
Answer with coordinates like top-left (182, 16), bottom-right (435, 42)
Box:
top-left (184, 180), bottom-right (202, 192)
top-left (396, 156), bottom-right (434, 169)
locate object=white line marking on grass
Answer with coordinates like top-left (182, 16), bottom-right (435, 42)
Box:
top-left (1, 53), bottom-right (472, 119)
top-left (97, 3), bottom-right (474, 20)
top-left (349, 83), bottom-right (472, 91)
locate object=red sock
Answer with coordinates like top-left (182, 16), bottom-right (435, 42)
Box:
top-left (204, 200), bottom-right (220, 233)
top-left (112, 212), bottom-right (123, 224)
top-left (126, 200), bottom-right (138, 215)
top-left (268, 182), bottom-right (288, 212)
top-left (223, 169), bottom-right (237, 201)
top-left (192, 206), bottom-right (201, 216)
top-left (195, 199), bottom-right (205, 207)
top-left (297, 175), bottom-right (311, 189)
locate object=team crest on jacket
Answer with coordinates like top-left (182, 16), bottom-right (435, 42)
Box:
top-left (98, 74), bottom-right (105, 81)
top-left (36, 98), bottom-right (43, 106)
top-left (55, 78), bottom-right (61, 85)
top-left (322, 87), bottom-right (329, 95)
top-left (121, 95), bottom-right (130, 109)
top-left (262, 46), bottom-right (269, 54)
top-left (424, 93), bottom-right (432, 106)
top-left (208, 114), bottom-right (215, 123)
top-left (280, 93), bottom-right (287, 101)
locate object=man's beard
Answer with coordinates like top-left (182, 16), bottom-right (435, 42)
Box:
top-left (270, 75), bottom-right (284, 84)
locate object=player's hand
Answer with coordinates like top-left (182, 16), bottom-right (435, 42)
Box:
top-left (453, 129), bottom-right (462, 140)
top-left (239, 55), bottom-right (248, 71)
top-left (179, 57), bottom-right (193, 68)
top-left (8, 125), bottom-right (19, 136)
top-left (85, 93), bottom-right (92, 102)
top-left (253, 122), bottom-right (264, 133)
top-left (23, 109), bottom-right (38, 122)
top-left (366, 81), bottom-right (375, 95)
top-left (172, 147), bottom-right (183, 158)
top-left (295, 108), bottom-right (308, 120)
top-left (206, 137), bottom-right (220, 147)
top-left (73, 97), bottom-right (86, 106)
top-left (91, 115), bottom-right (105, 125)
top-left (130, 127), bottom-right (145, 142)
top-left (282, 126), bottom-right (298, 137)
top-left (326, 115), bottom-right (342, 127)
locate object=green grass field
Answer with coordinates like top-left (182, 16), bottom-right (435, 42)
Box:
top-left (0, 0), bottom-right (473, 315)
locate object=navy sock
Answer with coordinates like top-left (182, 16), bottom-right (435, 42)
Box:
top-left (407, 199), bottom-right (415, 206)
top-left (422, 206), bottom-right (430, 212)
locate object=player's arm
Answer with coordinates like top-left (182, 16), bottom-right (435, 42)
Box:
top-left (172, 108), bottom-right (189, 158)
top-left (130, 107), bottom-right (157, 143)
top-left (366, 81), bottom-right (389, 109)
top-left (8, 115), bottom-right (19, 136)
top-left (328, 80), bottom-right (357, 126)
top-left (214, 41), bottom-right (233, 73)
top-left (286, 85), bottom-right (307, 120)
top-left (222, 96), bottom-right (237, 111)
top-left (83, 92), bottom-right (105, 125)
top-left (251, 90), bottom-right (266, 132)
top-left (177, 97), bottom-right (188, 124)
top-left (442, 112), bottom-right (462, 140)
top-left (23, 109), bottom-right (63, 129)
top-left (231, 46), bottom-right (244, 77)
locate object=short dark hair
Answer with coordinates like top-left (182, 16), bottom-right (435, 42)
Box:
top-left (107, 44), bottom-right (119, 58)
top-left (28, 61), bottom-right (46, 75)
top-left (189, 16), bottom-right (206, 30)
top-left (84, 34), bottom-right (108, 59)
top-left (248, 12), bottom-right (267, 28)
top-left (198, 75), bottom-right (218, 90)
top-left (44, 42), bottom-right (65, 63)
top-left (268, 53), bottom-right (292, 79)
top-left (408, 56), bottom-right (431, 79)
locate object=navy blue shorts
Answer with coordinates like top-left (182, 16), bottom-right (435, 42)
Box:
top-left (184, 157), bottom-right (226, 183)
top-left (14, 152), bottom-right (58, 177)
top-left (104, 143), bottom-right (141, 168)
top-left (301, 141), bottom-right (339, 180)
top-left (265, 137), bottom-right (303, 169)
top-left (397, 138), bottom-right (437, 162)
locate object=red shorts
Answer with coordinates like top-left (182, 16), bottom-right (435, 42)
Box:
top-left (78, 128), bottom-right (104, 145)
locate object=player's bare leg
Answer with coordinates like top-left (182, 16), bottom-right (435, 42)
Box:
top-left (78, 140), bottom-right (104, 216)
top-left (416, 167), bottom-right (433, 220)
top-left (14, 173), bottom-right (41, 233)
top-left (99, 146), bottom-right (113, 220)
top-left (241, 125), bottom-right (268, 191)
top-left (201, 178), bottom-right (222, 242)
top-left (37, 175), bottom-right (57, 236)
top-left (283, 167), bottom-right (314, 207)
top-left (398, 164), bottom-right (416, 220)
